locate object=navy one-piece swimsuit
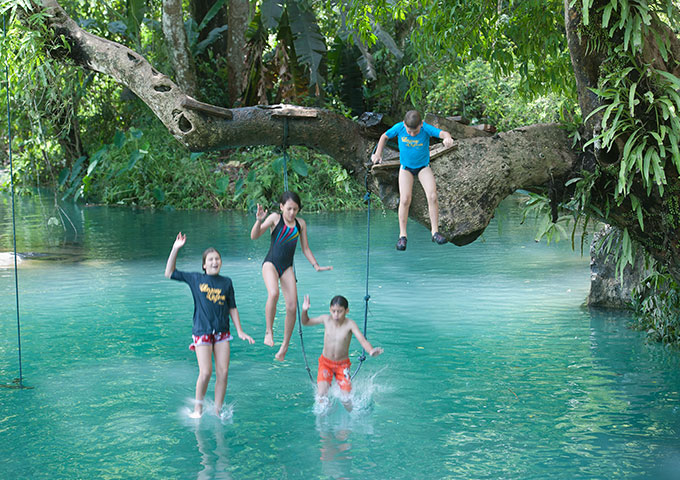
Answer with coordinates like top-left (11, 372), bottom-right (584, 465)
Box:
top-left (263, 216), bottom-right (301, 276)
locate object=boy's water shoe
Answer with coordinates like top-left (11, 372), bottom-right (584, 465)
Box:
top-left (396, 236), bottom-right (407, 251)
top-left (432, 232), bottom-right (447, 245)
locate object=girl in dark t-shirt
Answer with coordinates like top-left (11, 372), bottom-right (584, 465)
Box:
top-left (165, 232), bottom-right (254, 419)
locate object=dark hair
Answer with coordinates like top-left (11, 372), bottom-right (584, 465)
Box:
top-left (330, 295), bottom-right (349, 309)
top-left (202, 247), bottom-right (221, 272)
top-left (280, 191), bottom-right (302, 210)
top-left (404, 110), bottom-right (422, 129)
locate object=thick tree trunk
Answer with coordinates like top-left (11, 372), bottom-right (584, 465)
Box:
top-left (162, 0), bottom-right (198, 98)
top-left (226, 0), bottom-right (251, 106)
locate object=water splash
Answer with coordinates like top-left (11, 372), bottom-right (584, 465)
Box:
top-left (218, 402), bottom-right (235, 425)
top-left (179, 399), bottom-right (235, 426)
top-left (313, 367), bottom-right (388, 434)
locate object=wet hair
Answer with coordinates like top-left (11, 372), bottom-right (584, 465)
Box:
top-left (201, 247), bottom-right (221, 273)
top-left (330, 295), bottom-right (349, 309)
top-left (280, 191), bottom-right (302, 210)
top-left (404, 110), bottom-right (422, 129)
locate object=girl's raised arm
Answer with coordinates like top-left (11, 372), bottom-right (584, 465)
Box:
top-left (165, 232), bottom-right (186, 278)
top-left (250, 204), bottom-right (277, 240)
top-left (298, 218), bottom-right (332, 271)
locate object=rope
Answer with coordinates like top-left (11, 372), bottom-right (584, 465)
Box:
top-left (280, 117), bottom-right (314, 381)
top-left (3, 14), bottom-right (24, 388)
top-left (351, 171), bottom-right (372, 380)
top-left (279, 117), bottom-right (373, 382)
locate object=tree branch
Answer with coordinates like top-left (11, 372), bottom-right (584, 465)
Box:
top-left (36, 0), bottom-right (578, 248)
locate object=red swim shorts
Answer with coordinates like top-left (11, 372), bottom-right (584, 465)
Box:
top-left (317, 355), bottom-right (352, 392)
top-left (189, 331), bottom-right (232, 351)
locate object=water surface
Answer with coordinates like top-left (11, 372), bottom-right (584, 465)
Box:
top-left (1, 194), bottom-right (679, 479)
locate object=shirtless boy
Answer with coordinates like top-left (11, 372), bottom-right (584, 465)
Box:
top-left (301, 294), bottom-right (383, 411)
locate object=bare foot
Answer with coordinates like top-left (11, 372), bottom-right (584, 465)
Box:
top-left (274, 348), bottom-right (287, 361)
top-left (264, 331), bottom-right (274, 347)
top-left (188, 409), bottom-right (202, 419)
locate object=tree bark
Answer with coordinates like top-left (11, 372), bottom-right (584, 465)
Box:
top-left (226, 0), bottom-right (251, 106)
top-left (162, 0), bottom-right (198, 98)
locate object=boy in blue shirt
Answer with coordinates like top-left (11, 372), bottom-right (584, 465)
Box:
top-left (371, 110), bottom-right (454, 250)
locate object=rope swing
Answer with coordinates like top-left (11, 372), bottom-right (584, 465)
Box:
top-left (2, 14), bottom-right (28, 390)
top-left (275, 114), bottom-right (373, 382)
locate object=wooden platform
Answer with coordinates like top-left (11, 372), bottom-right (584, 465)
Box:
top-left (263, 104), bottom-right (319, 118)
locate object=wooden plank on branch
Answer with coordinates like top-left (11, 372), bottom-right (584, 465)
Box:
top-left (261, 104), bottom-right (319, 118)
top-left (430, 142), bottom-right (458, 160)
top-left (370, 159), bottom-right (401, 171)
top-left (181, 96), bottom-right (233, 119)
top-left (370, 142), bottom-right (457, 171)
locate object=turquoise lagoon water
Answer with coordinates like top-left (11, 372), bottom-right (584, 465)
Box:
top-left (1, 194), bottom-right (680, 480)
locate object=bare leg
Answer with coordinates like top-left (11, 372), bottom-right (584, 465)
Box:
top-left (274, 267), bottom-right (297, 361)
top-left (418, 166), bottom-right (440, 234)
top-left (262, 262), bottom-right (280, 347)
top-left (317, 381), bottom-right (330, 401)
top-left (192, 345), bottom-right (213, 417)
top-left (340, 392), bottom-right (353, 412)
top-left (212, 341), bottom-right (231, 415)
top-left (398, 168), bottom-right (415, 238)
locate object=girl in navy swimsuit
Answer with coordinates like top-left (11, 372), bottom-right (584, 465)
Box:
top-left (250, 191), bottom-right (332, 361)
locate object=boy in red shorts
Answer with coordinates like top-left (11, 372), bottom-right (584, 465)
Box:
top-left (301, 294), bottom-right (383, 411)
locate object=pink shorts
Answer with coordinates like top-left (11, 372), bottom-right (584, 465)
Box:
top-left (189, 331), bottom-right (232, 351)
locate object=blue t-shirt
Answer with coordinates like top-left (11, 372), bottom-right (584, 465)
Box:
top-left (385, 121), bottom-right (442, 169)
top-left (171, 270), bottom-right (236, 336)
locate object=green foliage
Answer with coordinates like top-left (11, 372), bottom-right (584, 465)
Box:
top-left (256, 0), bottom-right (328, 96)
top-left (343, 0), bottom-right (574, 104)
top-left (567, 0), bottom-right (680, 291)
top-left (48, 114), bottom-right (372, 212)
top-left (184, 15), bottom-right (229, 57)
top-left (229, 145), bottom-right (371, 212)
top-left (631, 266), bottom-right (680, 345)
top-left (426, 59), bottom-right (568, 131)
top-left (520, 192), bottom-right (572, 244)
top-left (585, 56), bottom-right (680, 202)
top-left (67, 120), bottom-right (226, 209)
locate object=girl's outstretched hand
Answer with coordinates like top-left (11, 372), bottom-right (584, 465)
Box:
top-left (255, 204), bottom-right (268, 222)
top-left (314, 264), bottom-right (333, 272)
top-left (173, 232), bottom-right (186, 250)
top-left (302, 294), bottom-right (311, 312)
top-left (238, 331), bottom-right (255, 344)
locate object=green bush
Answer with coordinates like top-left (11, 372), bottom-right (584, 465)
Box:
top-left (53, 113), bottom-right (372, 212)
top-left (426, 59), bottom-right (568, 131)
top-left (631, 268), bottom-right (680, 346)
